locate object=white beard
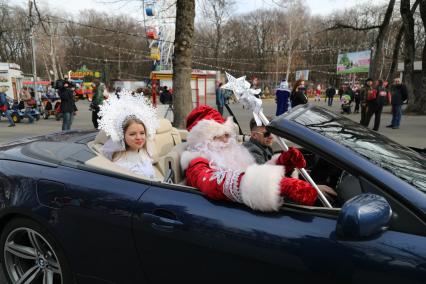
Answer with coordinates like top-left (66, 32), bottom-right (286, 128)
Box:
top-left (191, 137), bottom-right (255, 171)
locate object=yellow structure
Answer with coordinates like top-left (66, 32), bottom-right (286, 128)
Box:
top-left (150, 48), bottom-right (161, 61)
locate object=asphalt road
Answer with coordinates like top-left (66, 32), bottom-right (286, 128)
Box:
top-left (0, 97), bottom-right (425, 148)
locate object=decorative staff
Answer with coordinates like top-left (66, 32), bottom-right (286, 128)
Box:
top-left (222, 72), bottom-right (332, 208)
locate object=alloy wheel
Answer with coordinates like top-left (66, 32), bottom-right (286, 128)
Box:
top-left (4, 227), bottom-right (62, 284)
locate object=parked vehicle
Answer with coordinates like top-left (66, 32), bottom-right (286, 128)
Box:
top-left (0, 101), bottom-right (22, 123)
top-left (0, 105), bottom-right (425, 284)
top-left (12, 101), bottom-right (40, 122)
top-left (41, 94), bottom-right (61, 120)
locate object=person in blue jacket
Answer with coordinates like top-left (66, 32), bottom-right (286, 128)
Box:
top-left (0, 87), bottom-right (15, 127)
top-left (275, 80), bottom-right (291, 116)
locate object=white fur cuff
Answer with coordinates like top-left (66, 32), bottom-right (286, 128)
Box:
top-left (239, 164), bottom-right (284, 211)
top-left (180, 151), bottom-right (204, 171)
top-left (267, 153), bottom-right (280, 165)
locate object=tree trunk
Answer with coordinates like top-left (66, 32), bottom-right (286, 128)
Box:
top-left (41, 49), bottom-right (51, 81)
top-left (285, 22), bottom-right (292, 82)
top-left (214, 24), bottom-right (221, 66)
top-left (387, 1), bottom-right (420, 80)
top-left (172, 0), bottom-right (195, 128)
top-left (370, 0), bottom-right (395, 80)
top-left (49, 32), bottom-right (59, 81)
top-left (401, 0), bottom-right (417, 113)
top-left (416, 0), bottom-right (426, 114)
top-left (387, 24), bottom-right (404, 80)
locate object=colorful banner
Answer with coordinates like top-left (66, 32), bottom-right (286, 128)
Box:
top-left (336, 50), bottom-right (371, 74)
top-left (70, 65), bottom-right (101, 79)
top-left (295, 70), bottom-right (309, 81)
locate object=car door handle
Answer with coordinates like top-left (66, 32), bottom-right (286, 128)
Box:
top-left (142, 212), bottom-right (183, 232)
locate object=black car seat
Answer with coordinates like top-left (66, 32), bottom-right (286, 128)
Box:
top-left (335, 172), bottom-right (363, 206)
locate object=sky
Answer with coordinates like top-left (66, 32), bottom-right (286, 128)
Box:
top-left (10, 0), bottom-right (389, 20)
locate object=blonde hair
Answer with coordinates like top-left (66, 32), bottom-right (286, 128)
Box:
top-left (112, 116), bottom-right (148, 162)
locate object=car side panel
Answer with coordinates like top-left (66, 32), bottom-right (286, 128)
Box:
top-left (0, 160), bottom-right (148, 284)
top-left (133, 185), bottom-right (426, 284)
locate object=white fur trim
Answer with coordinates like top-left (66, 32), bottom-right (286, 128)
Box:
top-left (180, 151), bottom-right (204, 171)
top-left (239, 164), bottom-right (284, 211)
top-left (267, 153), bottom-right (280, 165)
top-left (187, 117), bottom-right (237, 147)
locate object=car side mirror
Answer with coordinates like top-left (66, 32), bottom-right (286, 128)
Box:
top-left (336, 194), bottom-right (392, 238)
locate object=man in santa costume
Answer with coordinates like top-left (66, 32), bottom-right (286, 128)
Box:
top-left (181, 105), bottom-right (335, 212)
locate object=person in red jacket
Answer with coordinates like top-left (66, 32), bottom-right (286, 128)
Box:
top-left (180, 105), bottom-right (335, 212)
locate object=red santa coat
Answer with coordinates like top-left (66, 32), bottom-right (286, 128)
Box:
top-left (181, 152), bottom-right (318, 212)
top-left (181, 107), bottom-right (318, 212)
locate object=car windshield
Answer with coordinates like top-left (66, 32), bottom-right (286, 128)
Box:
top-left (291, 107), bottom-right (426, 192)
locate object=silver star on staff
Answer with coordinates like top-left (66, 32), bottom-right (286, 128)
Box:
top-left (221, 72), bottom-right (250, 97)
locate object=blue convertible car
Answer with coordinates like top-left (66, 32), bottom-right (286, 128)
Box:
top-left (0, 104), bottom-right (425, 284)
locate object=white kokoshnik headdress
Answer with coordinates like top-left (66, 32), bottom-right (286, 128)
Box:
top-left (98, 90), bottom-right (159, 158)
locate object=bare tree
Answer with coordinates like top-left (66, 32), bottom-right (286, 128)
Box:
top-left (326, 1), bottom-right (395, 80)
top-left (414, 0), bottom-right (426, 114)
top-left (387, 0), bottom-right (420, 80)
top-left (401, 0), bottom-right (417, 113)
top-left (201, 0), bottom-right (234, 66)
top-left (370, 0), bottom-right (395, 79)
top-left (172, 0), bottom-right (195, 128)
top-left (279, 0), bottom-right (309, 81)
top-left (0, 3), bottom-right (32, 71)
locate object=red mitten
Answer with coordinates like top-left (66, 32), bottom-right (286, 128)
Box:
top-left (276, 147), bottom-right (306, 172)
top-left (280, 178), bottom-right (317, 206)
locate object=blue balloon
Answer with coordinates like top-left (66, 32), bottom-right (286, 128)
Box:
top-left (146, 7), bottom-right (155, 16)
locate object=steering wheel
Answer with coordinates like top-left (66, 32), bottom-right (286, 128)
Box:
top-left (334, 171), bottom-right (362, 207)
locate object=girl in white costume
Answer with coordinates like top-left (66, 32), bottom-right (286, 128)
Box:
top-left (98, 91), bottom-right (159, 178)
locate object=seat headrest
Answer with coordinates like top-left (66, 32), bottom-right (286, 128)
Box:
top-left (94, 130), bottom-right (109, 145)
top-left (156, 119), bottom-right (172, 134)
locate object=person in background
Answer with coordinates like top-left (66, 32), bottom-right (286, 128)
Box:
top-left (387, 78), bottom-right (407, 129)
top-left (275, 80), bottom-right (291, 116)
top-left (263, 86), bottom-right (270, 98)
top-left (29, 87), bottom-right (35, 98)
top-left (359, 78), bottom-right (374, 125)
top-left (363, 79), bottom-right (389, 131)
top-left (325, 85), bottom-right (336, 107)
top-left (91, 79), bottom-right (104, 129)
top-left (315, 84), bottom-right (321, 102)
top-left (159, 86), bottom-right (172, 105)
top-left (290, 79), bottom-right (308, 108)
top-left (342, 83), bottom-right (354, 102)
top-left (19, 87), bottom-right (35, 124)
top-left (58, 81), bottom-right (76, 131)
top-left (0, 86), bottom-right (15, 127)
top-left (353, 83), bottom-right (361, 113)
top-left (115, 87), bottom-right (122, 99)
top-left (215, 82), bottom-right (225, 115)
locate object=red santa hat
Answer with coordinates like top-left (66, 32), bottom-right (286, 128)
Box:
top-left (186, 105), bottom-right (237, 146)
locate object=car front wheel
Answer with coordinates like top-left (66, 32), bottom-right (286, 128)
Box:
top-left (0, 218), bottom-right (72, 284)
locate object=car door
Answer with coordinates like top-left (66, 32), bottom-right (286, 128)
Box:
top-left (132, 182), bottom-right (343, 283)
top-left (35, 164), bottom-right (151, 284)
top-left (133, 180), bottom-right (426, 284)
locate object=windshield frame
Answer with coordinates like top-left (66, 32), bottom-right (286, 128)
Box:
top-left (268, 105), bottom-right (426, 196)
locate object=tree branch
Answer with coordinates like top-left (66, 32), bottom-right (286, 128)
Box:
top-left (325, 23), bottom-right (382, 31)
